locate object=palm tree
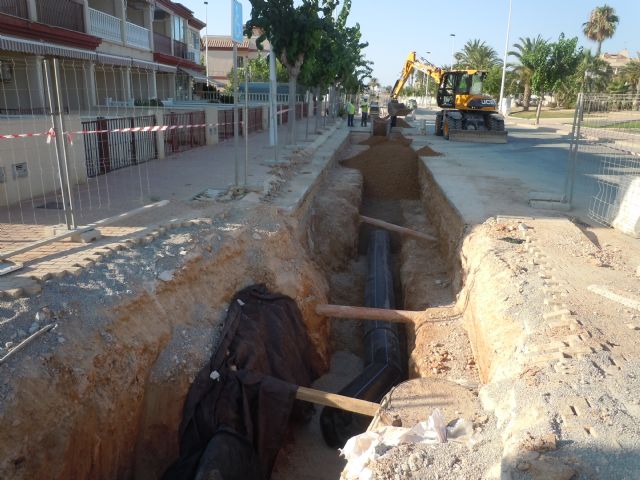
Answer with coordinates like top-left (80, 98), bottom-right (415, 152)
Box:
top-left (453, 39), bottom-right (501, 70)
top-left (622, 58), bottom-right (640, 93)
top-left (583, 5), bottom-right (619, 57)
top-left (623, 57), bottom-right (640, 108)
top-left (368, 77), bottom-right (380, 92)
top-left (509, 36), bottom-right (547, 111)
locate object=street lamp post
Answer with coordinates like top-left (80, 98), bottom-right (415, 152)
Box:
top-left (204, 1), bottom-right (209, 86)
top-left (450, 34), bottom-right (455, 68)
top-left (498, 0), bottom-right (512, 114)
top-left (425, 51), bottom-right (431, 107)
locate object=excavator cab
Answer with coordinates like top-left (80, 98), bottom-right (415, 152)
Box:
top-left (437, 71), bottom-right (487, 109)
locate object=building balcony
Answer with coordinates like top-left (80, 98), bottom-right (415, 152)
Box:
top-left (89, 7), bottom-right (150, 50)
top-left (0, 0), bottom-right (28, 19)
top-left (126, 21), bottom-right (150, 50)
top-left (153, 32), bottom-right (172, 56)
top-left (36, 0), bottom-right (84, 32)
top-left (89, 7), bottom-right (121, 43)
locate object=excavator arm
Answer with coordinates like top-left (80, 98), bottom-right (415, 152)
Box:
top-left (390, 52), bottom-right (442, 100)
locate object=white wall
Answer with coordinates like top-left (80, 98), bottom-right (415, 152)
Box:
top-left (0, 116), bottom-right (87, 207)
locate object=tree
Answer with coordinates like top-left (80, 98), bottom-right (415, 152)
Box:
top-left (583, 5), bottom-right (619, 57)
top-left (553, 50), bottom-right (613, 108)
top-left (622, 57), bottom-right (640, 93)
top-left (245, 0), bottom-right (330, 144)
top-left (530, 34), bottom-right (582, 124)
top-left (484, 65), bottom-right (517, 98)
top-left (369, 77), bottom-right (380, 92)
top-left (454, 39), bottom-right (501, 70)
top-left (225, 55), bottom-right (288, 90)
top-left (509, 35), bottom-right (547, 111)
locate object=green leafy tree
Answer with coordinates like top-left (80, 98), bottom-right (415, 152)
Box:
top-left (245, 0), bottom-right (331, 144)
top-left (583, 5), bottom-right (619, 56)
top-left (509, 35), bottom-right (547, 111)
top-left (623, 57), bottom-right (640, 93)
top-left (454, 39), bottom-right (501, 70)
top-left (530, 34), bottom-right (582, 123)
top-left (483, 65), bottom-right (517, 98)
top-left (299, 0), bottom-right (370, 119)
top-left (226, 55), bottom-right (288, 90)
top-left (553, 50), bottom-right (613, 108)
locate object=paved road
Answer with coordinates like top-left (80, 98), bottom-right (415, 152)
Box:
top-left (412, 108), bottom-right (606, 225)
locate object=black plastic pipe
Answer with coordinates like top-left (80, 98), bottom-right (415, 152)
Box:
top-left (320, 230), bottom-right (406, 448)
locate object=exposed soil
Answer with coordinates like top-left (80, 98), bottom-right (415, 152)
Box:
top-left (415, 145), bottom-right (444, 157)
top-left (358, 135), bottom-right (413, 147)
top-left (342, 138), bottom-right (420, 201)
top-left (395, 118), bottom-right (412, 128)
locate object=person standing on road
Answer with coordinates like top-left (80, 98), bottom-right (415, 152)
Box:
top-left (346, 100), bottom-right (355, 127)
top-left (360, 99), bottom-right (369, 127)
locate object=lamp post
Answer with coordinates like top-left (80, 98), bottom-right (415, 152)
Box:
top-left (204, 1), bottom-right (209, 86)
top-left (450, 34), bottom-right (455, 68)
top-left (425, 51), bottom-right (431, 107)
top-left (498, 0), bottom-right (512, 114)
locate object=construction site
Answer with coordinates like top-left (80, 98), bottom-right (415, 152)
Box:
top-left (0, 0), bottom-right (639, 475)
top-left (0, 93), bottom-right (639, 480)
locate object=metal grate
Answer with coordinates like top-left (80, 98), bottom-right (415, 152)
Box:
top-left (163, 110), bottom-right (206, 154)
top-left (82, 115), bottom-right (157, 177)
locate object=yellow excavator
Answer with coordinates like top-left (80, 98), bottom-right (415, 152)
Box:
top-left (386, 51), bottom-right (507, 143)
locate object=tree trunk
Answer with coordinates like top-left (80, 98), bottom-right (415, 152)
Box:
top-left (282, 51), bottom-right (304, 145)
top-left (523, 81), bottom-right (531, 111)
top-left (287, 73), bottom-right (297, 144)
top-left (535, 91), bottom-right (544, 125)
top-left (596, 41), bottom-right (602, 57)
top-left (314, 86), bottom-right (321, 132)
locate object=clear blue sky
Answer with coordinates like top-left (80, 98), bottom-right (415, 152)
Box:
top-left (186, 0), bottom-right (639, 86)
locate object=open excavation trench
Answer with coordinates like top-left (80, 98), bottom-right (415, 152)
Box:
top-left (0, 129), bottom-right (525, 479)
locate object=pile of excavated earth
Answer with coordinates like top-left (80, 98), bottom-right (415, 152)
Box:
top-left (1, 121), bottom-right (640, 480)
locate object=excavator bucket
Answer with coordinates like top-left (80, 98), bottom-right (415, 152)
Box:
top-left (387, 100), bottom-right (412, 117)
top-left (448, 129), bottom-right (508, 144)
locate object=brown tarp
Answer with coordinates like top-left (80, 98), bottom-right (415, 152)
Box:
top-left (162, 284), bottom-right (323, 480)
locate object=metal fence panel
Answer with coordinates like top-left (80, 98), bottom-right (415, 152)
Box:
top-left (163, 110), bottom-right (206, 154)
top-left (82, 115), bottom-right (157, 177)
top-left (569, 93), bottom-right (640, 235)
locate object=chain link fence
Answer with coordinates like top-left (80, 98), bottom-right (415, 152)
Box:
top-left (566, 93), bottom-right (640, 236)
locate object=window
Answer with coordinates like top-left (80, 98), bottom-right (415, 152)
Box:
top-left (173, 16), bottom-right (184, 42)
top-left (470, 73), bottom-right (484, 95)
top-left (237, 56), bottom-right (244, 68)
top-left (191, 31), bottom-right (200, 49)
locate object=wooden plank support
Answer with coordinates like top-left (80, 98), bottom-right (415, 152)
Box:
top-left (295, 385), bottom-right (379, 417)
top-left (360, 215), bottom-right (437, 243)
top-left (315, 304), bottom-right (457, 324)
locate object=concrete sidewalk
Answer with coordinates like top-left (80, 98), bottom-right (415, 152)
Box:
top-left (0, 113), bottom-right (343, 297)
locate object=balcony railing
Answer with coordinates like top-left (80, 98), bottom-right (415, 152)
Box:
top-left (36, 0), bottom-right (84, 32)
top-left (187, 48), bottom-right (200, 63)
top-left (153, 32), bottom-right (172, 55)
top-left (173, 40), bottom-right (187, 60)
top-left (89, 8), bottom-right (122, 44)
top-left (126, 21), bottom-right (150, 50)
top-left (0, 0), bottom-right (28, 19)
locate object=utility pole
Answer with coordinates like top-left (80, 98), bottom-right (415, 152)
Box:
top-left (204, 1), bottom-right (209, 86)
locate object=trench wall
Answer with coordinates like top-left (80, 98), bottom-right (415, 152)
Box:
top-left (0, 128), bottom-right (354, 480)
top-left (416, 159), bottom-right (524, 383)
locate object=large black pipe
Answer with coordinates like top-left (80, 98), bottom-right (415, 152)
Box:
top-left (320, 230), bottom-right (405, 448)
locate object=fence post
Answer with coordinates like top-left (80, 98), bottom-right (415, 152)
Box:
top-left (154, 111), bottom-right (166, 159)
top-left (43, 58), bottom-right (76, 230)
top-left (564, 92), bottom-right (585, 207)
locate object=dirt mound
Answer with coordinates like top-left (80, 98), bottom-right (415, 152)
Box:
top-left (358, 134), bottom-right (413, 147)
top-left (341, 139), bottom-right (420, 200)
top-left (415, 145), bottom-right (443, 157)
top-left (395, 117), bottom-right (412, 128)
